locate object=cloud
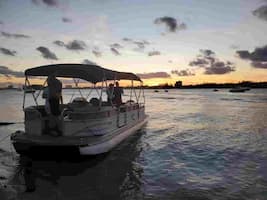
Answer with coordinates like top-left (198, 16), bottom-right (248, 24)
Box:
top-left (1, 31), bottom-right (30, 39)
top-left (236, 45), bottom-right (267, 62)
top-left (62, 17), bottom-right (72, 23)
top-left (205, 62), bottom-right (235, 74)
top-left (0, 47), bottom-right (17, 56)
top-left (0, 21), bottom-right (3, 25)
top-left (110, 43), bottom-right (123, 49)
top-left (122, 38), bottom-right (133, 42)
top-left (32, 0), bottom-right (60, 7)
top-left (148, 51), bottom-right (161, 56)
top-left (253, 5), bottom-right (267, 21)
top-left (154, 16), bottom-right (186, 32)
top-left (236, 45), bottom-right (267, 69)
top-left (251, 61), bottom-right (267, 69)
top-left (189, 49), bottom-right (235, 74)
top-left (137, 72), bottom-right (171, 79)
top-left (82, 59), bottom-right (97, 65)
top-left (199, 49), bottom-right (215, 57)
top-left (65, 40), bottom-right (86, 50)
top-left (36, 46), bottom-right (58, 60)
top-left (134, 41), bottom-right (145, 49)
top-left (230, 44), bottom-right (239, 50)
top-left (171, 69), bottom-right (195, 76)
top-left (53, 40), bottom-right (65, 47)
top-left (236, 50), bottom-right (251, 59)
top-left (0, 66), bottom-right (24, 77)
top-left (110, 47), bottom-right (120, 56)
top-left (189, 58), bottom-right (209, 67)
top-left (92, 49), bottom-right (102, 57)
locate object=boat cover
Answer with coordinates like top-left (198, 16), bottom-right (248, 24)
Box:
top-left (25, 64), bottom-right (141, 83)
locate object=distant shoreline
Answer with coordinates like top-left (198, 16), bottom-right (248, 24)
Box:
top-left (1, 81), bottom-right (267, 90)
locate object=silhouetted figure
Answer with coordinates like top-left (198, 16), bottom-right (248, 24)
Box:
top-left (47, 74), bottom-right (63, 136)
top-left (47, 74), bottom-right (62, 116)
top-left (113, 81), bottom-right (123, 106)
top-left (106, 83), bottom-right (114, 105)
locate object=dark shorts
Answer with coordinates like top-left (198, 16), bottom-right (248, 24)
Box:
top-left (49, 98), bottom-right (60, 116)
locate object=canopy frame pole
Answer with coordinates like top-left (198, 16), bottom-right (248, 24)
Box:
top-left (94, 84), bottom-right (100, 96)
top-left (137, 83), bottom-right (142, 104)
top-left (142, 82), bottom-right (145, 105)
top-left (133, 84), bottom-right (138, 104)
top-left (74, 78), bottom-right (84, 98)
top-left (34, 79), bottom-right (47, 100)
top-left (98, 79), bottom-right (104, 109)
top-left (69, 78), bottom-right (77, 102)
top-left (85, 83), bottom-right (94, 100)
top-left (130, 80), bottom-right (133, 104)
top-left (22, 77), bottom-right (27, 109)
top-left (26, 78), bottom-right (38, 107)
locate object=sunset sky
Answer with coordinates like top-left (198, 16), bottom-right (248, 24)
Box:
top-left (0, 0), bottom-right (267, 86)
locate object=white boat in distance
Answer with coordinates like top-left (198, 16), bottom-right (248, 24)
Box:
top-left (11, 64), bottom-right (148, 156)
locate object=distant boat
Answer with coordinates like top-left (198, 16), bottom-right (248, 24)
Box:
top-left (164, 89), bottom-right (168, 92)
top-left (154, 90), bottom-right (159, 93)
top-left (213, 89), bottom-right (219, 92)
top-left (229, 87), bottom-right (247, 93)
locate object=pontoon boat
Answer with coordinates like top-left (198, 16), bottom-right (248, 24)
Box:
top-left (11, 64), bottom-right (148, 156)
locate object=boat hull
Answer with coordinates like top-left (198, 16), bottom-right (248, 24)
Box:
top-left (11, 115), bottom-right (148, 156)
top-left (79, 116), bottom-right (148, 155)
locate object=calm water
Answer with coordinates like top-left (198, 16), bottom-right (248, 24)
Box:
top-left (1, 89), bottom-right (267, 200)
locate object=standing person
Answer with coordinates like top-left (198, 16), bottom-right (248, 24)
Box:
top-left (113, 81), bottom-right (123, 106)
top-left (47, 74), bottom-right (62, 135)
top-left (47, 74), bottom-right (62, 116)
top-left (106, 83), bottom-right (114, 105)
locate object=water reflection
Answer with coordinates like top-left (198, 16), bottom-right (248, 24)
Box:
top-left (10, 130), bottom-right (145, 199)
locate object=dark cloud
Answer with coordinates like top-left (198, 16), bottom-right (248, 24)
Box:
top-left (65, 40), bottom-right (86, 50)
top-left (236, 45), bottom-right (267, 69)
top-left (189, 58), bottom-right (209, 67)
top-left (189, 49), bottom-right (235, 74)
top-left (32, 0), bottom-right (60, 7)
top-left (236, 46), bottom-right (267, 62)
top-left (62, 17), bottom-right (72, 23)
top-left (134, 41), bottom-right (145, 49)
top-left (1, 31), bottom-right (30, 39)
top-left (171, 69), bottom-right (195, 76)
top-left (110, 43), bottom-right (123, 49)
top-left (236, 50), bottom-right (250, 59)
top-left (0, 21), bottom-right (3, 25)
top-left (82, 59), bottom-right (97, 65)
top-left (154, 16), bottom-right (186, 32)
top-left (253, 5), bottom-right (267, 21)
top-left (0, 47), bottom-right (17, 56)
top-left (92, 50), bottom-right (102, 57)
top-left (137, 72), bottom-right (171, 79)
top-left (0, 66), bottom-right (24, 77)
top-left (53, 40), bottom-right (65, 47)
top-left (148, 51), bottom-right (161, 56)
top-left (110, 47), bottom-right (120, 56)
top-left (200, 49), bottom-right (215, 57)
top-left (205, 62), bottom-right (235, 74)
top-left (251, 61), bottom-right (267, 69)
top-left (122, 38), bottom-right (132, 42)
top-left (36, 46), bottom-right (58, 60)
